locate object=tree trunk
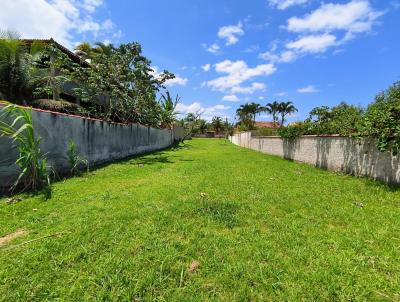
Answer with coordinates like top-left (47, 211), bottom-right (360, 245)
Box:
top-left (50, 53), bottom-right (60, 101)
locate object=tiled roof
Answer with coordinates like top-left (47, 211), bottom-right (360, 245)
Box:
top-left (19, 38), bottom-right (90, 67)
top-left (254, 121), bottom-right (280, 128)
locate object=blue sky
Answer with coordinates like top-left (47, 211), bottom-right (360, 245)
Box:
top-left (1, 0), bottom-right (399, 122)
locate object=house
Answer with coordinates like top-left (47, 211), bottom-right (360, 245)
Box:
top-left (20, 38), bottom-right (90, 68)
top-left (19, 39), bottom-right (110, 110)
top-left (254, 121), bottom-right (281, 128)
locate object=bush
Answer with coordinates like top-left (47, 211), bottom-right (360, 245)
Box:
top-left (252, 127), bottom-right (279, 137)
top-left (0, 102), bottom-right (51, 192)
top-left (67, 140), bottom-right (88, 176)
top-left (362, 81), bottom-right (400, 155)
top-left (306, 102), bottom-right (363, 136)
top-left (278, 122), bottom-right (310, 139)
top-left (32, 99), bottom-right (84, 115)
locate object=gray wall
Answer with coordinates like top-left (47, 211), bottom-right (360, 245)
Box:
top-left (230, 132), bottom-right (400, 184)
top-left (0, 107), bottom-right (183, 190)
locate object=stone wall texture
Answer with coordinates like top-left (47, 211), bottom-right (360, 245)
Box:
top-left (0, 105), bottom-right (184, 190)
top-left (230, 132), bottom-right (400, 184)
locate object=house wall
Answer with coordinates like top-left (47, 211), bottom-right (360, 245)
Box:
top-left (229, 132), bottom-right (400, 184)
top-left (0, 106), bottom-right (183, 191)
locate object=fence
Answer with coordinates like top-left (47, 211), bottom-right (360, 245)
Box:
top-left (229, 132), bottom-right (400, 184)
top-left (0, 105), bottom-right (184, 191)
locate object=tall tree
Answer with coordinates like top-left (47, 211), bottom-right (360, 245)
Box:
top-left (279, 101), bottom-right (298, 127)
top-left (0, 30), bottom-right (42, 103)
top-left (71, 42), bottom-right (175, 125)
top-left (236, 102), bottom-right (261, 129)
top-left (247, 102), bottom-right (262, 122)
top-left (211, 116), bottom-right (223, 134)
top-left (264, 101), bottom-right (281, 128)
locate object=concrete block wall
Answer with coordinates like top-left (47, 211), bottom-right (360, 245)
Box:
top-left (0, 106), bottom-right (183, 190)
top-left (230, 132), bottom-right (400, 184)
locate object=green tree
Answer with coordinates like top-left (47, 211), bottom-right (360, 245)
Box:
top-left (159, 91), bottom-right (179, 128)
top-left (0, 30), bottom-right (43, 103)
top-left (211, 116), bottom-right (223, 134)
top-left (0, 102), bottom-right (51, 192)
top-left (362, 81), bottom-right (400, 154)
top-left (308, 102), bottom-right (363, 135)
top-left (264, 101), bottom-right (281, 128)
top-left (71, 42), bottom-right (175, 125)
top-left (236, 102), bottom-right (261, 129)
top-left (31, 45), bottom-right (71, 101)
top-left (279, 101), bottom-right (298, 127)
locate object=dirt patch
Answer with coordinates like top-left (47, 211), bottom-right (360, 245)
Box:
top-left (188, 260), bottom-right (200, 273)
top-left (0, 229), bottom-right (28, 246)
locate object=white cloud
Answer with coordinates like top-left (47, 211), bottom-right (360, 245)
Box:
top-left (297, 85), bottom-right (319, 93)
top-left (0, 0), bottom-right (117, 48)
top-left (276, 91), bottom-right (288, 96)
top-left (203, 43), bottom-right (221, 54)
top-left (222, 95), bottom-right (240, 102)
top-left (176, 102), bottom-right (231, 120)
top-left (201, 64), bottom-right (211, 72)
top-left (286, 34), bottom-right (337, 53)
top-left (268, 0), bottom-right (309, 10)
top-left (82, 0), bottom-right (103, 13)
top-left (231, 82), bottom-right (266, 94)
top-left (264, 1), bottom-right (384, 60)
top-left (287, 1), bottom-right (383, 34)
top-left (244, 44), bottom-right (260, 53)
top-left (151, 67), bottom-right (188, 87)
top-left (165, 76), bottom-right (188, 87)
top-left (259, 49), bottom-right (298, 63)
top-left (207, 60), bottom-right (276, 92)
top-left (218, 22), bottom-right (244, 45)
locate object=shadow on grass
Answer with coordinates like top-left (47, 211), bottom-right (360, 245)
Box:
top-left (194, 200), bottom-right (241, 229)
top-left (0, 141), bottom-right (193, 199)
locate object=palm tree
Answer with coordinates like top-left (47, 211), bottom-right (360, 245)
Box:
top-left (197, 119), bottom-right (208, 134)
top-left (236, 104), bottom-right (251, 120)
top-left (0, 30), bottom-right (37, 103)
top-left (247, 102), bottom-right (262, 122)
top-left (279, 101), bottom-right (298, 127)
top-left (211, 116), bottom-right (223, 134)
top-left (92, 42), bottom-right (114, 57)
top-left (159, 91), bottom-right (179, 128)
top-left (264, 101), bottom-right (281, 128)
top-left (236, 102), bottom-right (262, 127)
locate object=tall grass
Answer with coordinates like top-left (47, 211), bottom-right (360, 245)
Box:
top-left (67, 140), bottom-right (88, 176)
top-left (0, 102), bottom-right (51, 192)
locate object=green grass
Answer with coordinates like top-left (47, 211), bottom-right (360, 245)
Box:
top-left (1, 139), bottom-right (400, 301)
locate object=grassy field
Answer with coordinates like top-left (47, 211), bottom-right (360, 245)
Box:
top-left (1, 139), bottom-right (400, 301)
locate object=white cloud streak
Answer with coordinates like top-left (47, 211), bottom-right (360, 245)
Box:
top-left (222, 95), bottom-right (240, 102)
top-left (286, 34), bottom-right (337, 53)
top-left (287, 1), bottom-right (383, 34)
top-left (297, 85), bottom-right (319, 93)
top-left (176, 102), bottom-right (231, 120)
top-left (207, 60), bottom-right (276, 93)
top-left (268, 0), bottom-right (309, 10)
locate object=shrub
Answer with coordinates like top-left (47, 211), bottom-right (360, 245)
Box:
top-left (67, 140), bottom-right (89, 176)
top-left (362, 81), bottom-right (400, 155)
top-left (0, 102), bottom-right (51, 192)
top-left (252, 127), bottom-right (279, 137)
top-left (32, 99), bottom-right (84, 115)
top-left (278, 122), bottom-right (310, 139)
top-left (307, 102), bottom-right (363, 136)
